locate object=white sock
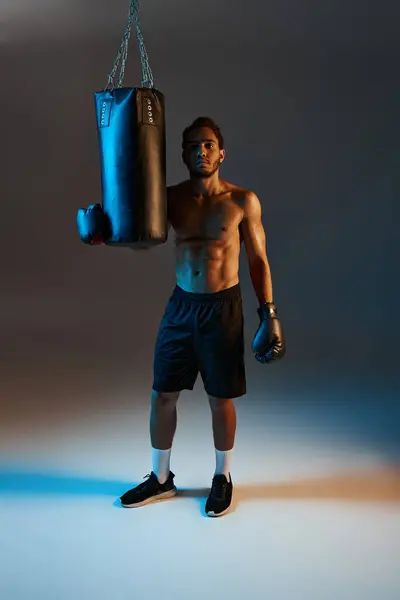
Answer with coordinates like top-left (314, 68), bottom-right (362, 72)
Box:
top-left (152, 447), bottom-right (171, 484)
top-left (215, 448), bottom-right (233, 479)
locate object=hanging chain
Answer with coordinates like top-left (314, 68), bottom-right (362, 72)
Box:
top-left (133, 1), bottom-right (154, 88)
top-left (105, 0), bottom-right (154, 91)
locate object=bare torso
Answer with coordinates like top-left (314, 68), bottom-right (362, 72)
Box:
top-left (168, 180), bottom-right (246, 293)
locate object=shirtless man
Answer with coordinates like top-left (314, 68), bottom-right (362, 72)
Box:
top-left (119, 117), bottom-right (286, 516)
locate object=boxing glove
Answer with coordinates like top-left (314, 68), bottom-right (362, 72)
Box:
top-left (76, 203), bottom-right (110, 245)
top-left (252, 302), bottom-right (286, 364)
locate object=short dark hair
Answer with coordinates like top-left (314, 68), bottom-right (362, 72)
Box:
top-left (182, 117), bottom-right (224, 150)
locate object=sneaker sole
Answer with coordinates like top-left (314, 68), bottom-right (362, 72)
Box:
top-left (206, 506), bottom-right (230, 517)
top-left (121, 487), bottom-right (177, 508)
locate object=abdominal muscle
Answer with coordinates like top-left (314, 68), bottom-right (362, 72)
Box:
top-left (174, 236), bottom-right (240, 293)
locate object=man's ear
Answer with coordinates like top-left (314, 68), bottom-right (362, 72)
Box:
top-left (219, 149), bottom-right (226, 163)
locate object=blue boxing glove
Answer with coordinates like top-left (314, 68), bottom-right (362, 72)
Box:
top-left (76, 203), bottom-right (110, 245)
top-left (252, 302), bottom-right (286, 364)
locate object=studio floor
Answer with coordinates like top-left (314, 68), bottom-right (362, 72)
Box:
top-left (1, 376), bottom-right (399, 600)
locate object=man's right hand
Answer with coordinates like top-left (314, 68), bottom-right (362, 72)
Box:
top-left (76, 203), bottom-right (109, 245)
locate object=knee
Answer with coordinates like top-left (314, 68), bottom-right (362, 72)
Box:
top-left (208, 396), bottom-right (233, 411)
top-left (151, 389), bottom-right (180, 408)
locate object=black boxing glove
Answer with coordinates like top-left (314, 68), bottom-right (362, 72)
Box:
top-left (252, 302), bottom-right (286, 364)
top-left (76, 203), bottom-right (110, 245)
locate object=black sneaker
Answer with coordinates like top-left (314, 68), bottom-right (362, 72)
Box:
top-left (205, 473), bottom-right (233, 517)
top-left (120, 471), bottom-right (177, 508)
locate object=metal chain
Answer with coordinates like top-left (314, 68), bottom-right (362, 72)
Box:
top-left (133, 3), bottom-right (154, 88)
top-left (105, 0), bottom-right (154, 91)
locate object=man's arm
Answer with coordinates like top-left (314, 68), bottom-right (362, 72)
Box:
top-left (240, 191), bottom-right (273, 304)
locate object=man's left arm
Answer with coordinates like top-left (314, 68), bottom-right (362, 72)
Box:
top-left (240, 191), bottom-right (286, 363)
top-left (240, 191), bottom-right (273, 304)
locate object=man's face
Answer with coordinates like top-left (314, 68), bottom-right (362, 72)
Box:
top-left (182, 127), bottom-right (225, 179)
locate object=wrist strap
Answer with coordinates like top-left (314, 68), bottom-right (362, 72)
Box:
top-left (258, 302), bottom-right (277, 319)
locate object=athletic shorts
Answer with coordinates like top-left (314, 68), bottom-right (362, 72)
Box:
top-left (153, 283), bottom-right (246, 398)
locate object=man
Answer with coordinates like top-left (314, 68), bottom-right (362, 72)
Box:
top-left (119, 117), bottom-right (286, 517)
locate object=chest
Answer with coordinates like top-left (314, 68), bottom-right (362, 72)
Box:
top-left (169, 197), bottom-right (243, 240)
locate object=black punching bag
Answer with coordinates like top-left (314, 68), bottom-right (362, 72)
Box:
top-left (94, 87), bottom-right (167, 248)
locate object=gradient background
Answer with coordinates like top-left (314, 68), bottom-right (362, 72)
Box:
top-left (1, 2), bottom-right (399, 599)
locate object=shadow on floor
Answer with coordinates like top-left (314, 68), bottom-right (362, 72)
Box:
top-left (1, 466), bottom-right (399, 511)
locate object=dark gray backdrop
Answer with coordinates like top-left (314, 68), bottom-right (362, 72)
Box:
top-left (1, 1), bottom-right (398, 448)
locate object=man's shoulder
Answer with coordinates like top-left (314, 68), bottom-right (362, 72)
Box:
top-left (225, 183), bottom-right (259, 208)
top-left (225, 185), bottom-right (261, 224)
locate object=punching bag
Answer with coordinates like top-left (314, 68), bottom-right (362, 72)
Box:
top-left (77, 0), bottom-right (168, 249)
top-left (94, 86), bottom-right (167, 247)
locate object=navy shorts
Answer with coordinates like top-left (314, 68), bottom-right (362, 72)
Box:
top-left (153, 283), bottom-right (246, 398)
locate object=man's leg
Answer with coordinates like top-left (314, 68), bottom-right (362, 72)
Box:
top-left (150, 389), bottom-right (180, 483)
top-left (196, 286), bottom-right (245, 516)
top-left (119, 389), bottom-right (180, 507)
top-left (150, 390), bottom-right (180, 449)
top-left (120, 287), bottom-right (197, 508)
top-left (208, 396), bottom-right (237, 451)
top-left (204, 395), bottom-right (236, 517)
top-left (208, 395), bottom-right (236, 477)
top-left (150, 287), bottom-right (198, 484)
